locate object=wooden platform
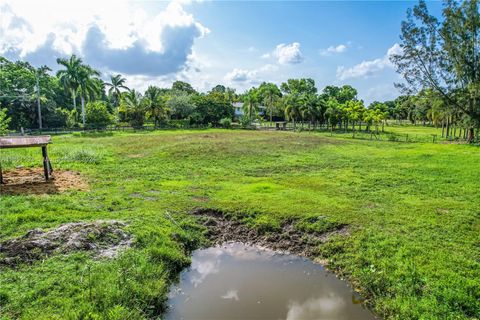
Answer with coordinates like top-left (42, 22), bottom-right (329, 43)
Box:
top-left (0, 136), bottom-right (51, 149)
top-left (0, 136), bottom-right (53, 184)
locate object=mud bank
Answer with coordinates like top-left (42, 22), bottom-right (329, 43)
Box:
top-left (192, 208), bottom-right (349, 259)
top-left (0, 220), bottom-right (132, 266)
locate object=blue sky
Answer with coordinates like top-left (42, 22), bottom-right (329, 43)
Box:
top-left (0, 0), bottom-right (442, 104)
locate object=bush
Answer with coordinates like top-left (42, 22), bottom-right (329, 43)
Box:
top-left (86, 101), bottom-right (114, 128)
top-left (219, 117), bottom-right (232, 128)
top-left (239, 115), bottom-right (252, 128)
top-left (0, 108), bottom-right (11, 134)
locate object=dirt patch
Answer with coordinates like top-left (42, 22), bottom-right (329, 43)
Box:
top-left (0, 168), bottom-right (88, 195)
top-left (0, 220), bottom-right (132, 266)
top-left (192, 208), bottom-right (348, 259)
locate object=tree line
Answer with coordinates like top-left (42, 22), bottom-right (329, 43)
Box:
top-left (0, 54), bottom-right (442, 135)
top-left (1, 1), bottom-right (480, 142)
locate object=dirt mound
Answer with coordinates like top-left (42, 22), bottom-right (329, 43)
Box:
top-left (0, 168), bottom-right (88, 195)
top-left (192, 208), bottom-right (348, 259)
top-left (0, 221), bottom-right (132, 266)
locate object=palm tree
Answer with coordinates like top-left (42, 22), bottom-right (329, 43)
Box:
top-left (77, 65), bottom-right (101, 127)
top-left (299, 93), bottom-right (318, 129)
top-left (284, 93), bottom-right (301, 131)
top-left (259, 82), bottom-right (281, 126)
top-left (122, 89), bottom-right (145, 127)
top-left (56, 55), bottom-right (82, 120)
top-left (144, 86), bottom-right (168, 127)
top-left (105, 74), bottom-right (129, 109)
top-left (242, 88), bottom-right (259, 122)
top-left (57, 55), bottom-right (101, 127)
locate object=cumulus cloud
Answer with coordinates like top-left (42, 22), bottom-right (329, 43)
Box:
top-left (83, 23), bottom-right (202, 76)
top-left (272, 42), bottom-right (304, 65)
top-left (336, 43), bottom-right (401, 80)
top-left (319, 44), bottom-right (347, 56)
top-left (224, 68), bottom-right (256, 82)
top-left (0, 0), bottom-right (208, 75)
top-left (224, 64), bottom-right (278, 83)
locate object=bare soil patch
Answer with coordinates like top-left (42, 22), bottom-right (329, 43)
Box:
top-left (0, 221), bottom-right (132, 266)
top-left (192, 208), bottom-right (348, 259)
top-left (0, 168), bottom-right (88, 195)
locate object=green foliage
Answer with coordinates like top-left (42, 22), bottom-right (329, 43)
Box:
top-left (171, 81), bottom-right (196, 94)
top-left (120, 90), bottom-right (145, 127)
top-left (86, 101), bottom-right (113, 128)
top-left (0, 107), bottom-right (11, 134)
top-left (166, 93), bottom-right (194, 120)
top-left (191, 94), bottom-right (234, 125)
top-left (219, 117), bottom-right (232, 128)
top-left (392, 0), bottom-right (480, 141)
top-left (280, 78), bottom-right (317, 95)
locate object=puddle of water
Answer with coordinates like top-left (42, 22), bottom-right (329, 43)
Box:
top-left (166, 242), bottom-right (375, 320)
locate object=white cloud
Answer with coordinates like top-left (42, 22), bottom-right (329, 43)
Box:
top-left (273, 42), bottom-right (304, 65)
top-left (319, 44), bottom-right (347, 56)
top-left (224, 68), bottom-right (257, 82)
top-left (0, 0), bottom-right (209, 76)
top-left (336, 43), bottom-right (401, 80)
top-left (224, 64), bottom-right (278, 83)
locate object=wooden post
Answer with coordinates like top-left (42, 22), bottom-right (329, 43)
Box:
top-left (0, 161), bottom-right (3, 184)
top-left (41, 146), bottom-right (51, 181)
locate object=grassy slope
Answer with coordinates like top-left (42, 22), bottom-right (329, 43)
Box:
top-left (0, 129), bottom-right (479, 319)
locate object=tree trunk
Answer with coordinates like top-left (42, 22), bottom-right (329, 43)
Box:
top-left (446, 118), bottom-right (450, 138)
top-left (269, 98), bottom-right (273, 127)
top-left (467, 127), bottom-right (475, 143)
top-left (72, 91), bottom-right (77, 122)
top-left (81, 95), bottom-right (86, 127)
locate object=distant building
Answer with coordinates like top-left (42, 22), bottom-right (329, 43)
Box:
top-left (232, 102), bottom-right (266, 117)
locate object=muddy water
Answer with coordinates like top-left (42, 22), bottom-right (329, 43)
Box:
top-left (166, 242), bottom-right (375, 320)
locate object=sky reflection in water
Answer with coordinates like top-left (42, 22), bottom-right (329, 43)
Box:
top-left (166, 242), bottom-right (375, 320)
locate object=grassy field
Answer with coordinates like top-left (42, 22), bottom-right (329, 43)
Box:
top-left (0, 129), bottom-right (479, 319)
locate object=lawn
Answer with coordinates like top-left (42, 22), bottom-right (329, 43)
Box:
top-left (0, 129), bottom-right (479, 319)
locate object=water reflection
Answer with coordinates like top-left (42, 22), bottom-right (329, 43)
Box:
top-left (166, 242), bottom-right (375, 320)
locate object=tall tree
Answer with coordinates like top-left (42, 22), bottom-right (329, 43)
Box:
top-left (172, 81), bottom-right (196, 94)
top-left (77, 65), bottom-right (101, 127)
top-left (57, 55), bottom-right (100, 127)
top-left (242, 88), bottom-right (259, 121)
top-left (258, 82), bottom-right (282, 126)
top-left (284, 93), bottom-right (302, 131)
top-left (391, 0), bottom-right (480, 142)
top-left (144, 86), bottom-right (168, 126)
top-left (105, 74), bottom-right (129, 109)
top-left (121, 89), bottom-right (145, 127)
top-left (56, 55), bottom-right (82, 121)
top-left (281, 78), bottom-right (317, 95)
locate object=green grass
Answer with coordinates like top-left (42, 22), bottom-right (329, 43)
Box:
top-left (0, 129), bottom-right (479, 319)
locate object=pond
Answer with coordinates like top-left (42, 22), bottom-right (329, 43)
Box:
top-left (166, 242), bottom-right (375, 320)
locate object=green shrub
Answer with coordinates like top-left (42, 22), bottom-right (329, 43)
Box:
top-left (86, 101), bottom-right (114, 128)
top-left (219, 117), bottom-right (232, 128)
